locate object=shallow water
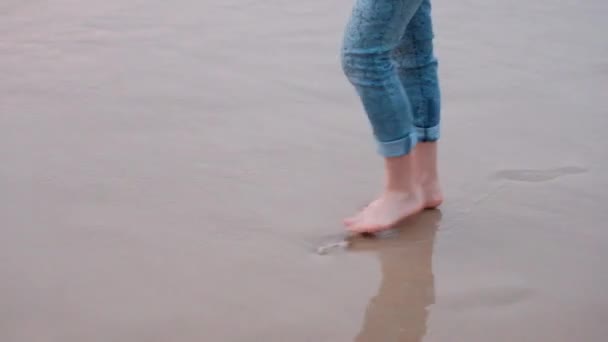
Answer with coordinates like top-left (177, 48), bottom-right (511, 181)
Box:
top-left (2, 0), bottom-right (608, 341)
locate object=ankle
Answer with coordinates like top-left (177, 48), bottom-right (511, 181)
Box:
top-left (419, 171), bottom-right (439, 187)
top-left (415, 142), bottom-right (438, 178)
top-left (385, 182), bottom-right (420, 194)
top-left (382, 186), bottom-right (423, 202)
top-left (384, 153), bottom-right (418, 192)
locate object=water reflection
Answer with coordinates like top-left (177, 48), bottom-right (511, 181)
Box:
top-left (350, 210), bottom-right (441, 342)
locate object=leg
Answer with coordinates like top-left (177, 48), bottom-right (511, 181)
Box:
top-left (341, 0), bottom-right (426, 233)
top-left (341, 0), bottom-right (425, 157)
top-left (394, 0), bottom-right (443, 208)
top-left (394, 0), bottom-right (440, 143)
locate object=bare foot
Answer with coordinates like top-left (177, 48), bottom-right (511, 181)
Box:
top-left (344, 152), bottom-right (423, 233)
top-left (344, 190), bottom-right (425, 233)
top-left (343, 142), bottom-right (443, 233)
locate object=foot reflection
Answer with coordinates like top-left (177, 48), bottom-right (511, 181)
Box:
top-left (349, 210), bottom-right (441, 342)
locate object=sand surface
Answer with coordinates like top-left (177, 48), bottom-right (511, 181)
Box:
top-left (2, 0), bottom-right (608, 341)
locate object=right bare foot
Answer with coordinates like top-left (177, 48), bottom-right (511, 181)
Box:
top-left (344, 189), bottom-right (425, 233)
top-left (342, 142), bottom-right (443, 234)
top-left (344, 152), bottom-right (422, 234)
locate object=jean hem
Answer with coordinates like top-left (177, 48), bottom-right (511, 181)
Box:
top-left (376, 132), bottom-right (418, 158)
top-left (415, 125), bottom-right (440, 142)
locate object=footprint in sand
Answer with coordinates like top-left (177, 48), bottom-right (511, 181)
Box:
top-left (493, 166), bottom-right (587, 183)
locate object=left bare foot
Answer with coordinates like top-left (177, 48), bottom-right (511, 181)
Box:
top-left (344, 190), bottom-right (424, 233)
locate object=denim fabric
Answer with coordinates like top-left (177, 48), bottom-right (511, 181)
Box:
top-left (342, 0), bottom-right (441, 157)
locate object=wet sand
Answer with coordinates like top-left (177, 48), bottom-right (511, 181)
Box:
top-left (2, 0), bottom-right (608, 341)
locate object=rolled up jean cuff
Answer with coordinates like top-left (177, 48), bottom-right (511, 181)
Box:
top-left (376, 131), bottom-right (418, 158)
top-left (416, 124), bottom-right (440, 142)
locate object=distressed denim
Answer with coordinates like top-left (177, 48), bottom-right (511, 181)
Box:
top-left (342, 0), bottom-right (441, 157)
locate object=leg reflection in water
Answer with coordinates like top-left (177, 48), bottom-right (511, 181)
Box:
top-left (350, 210), bottom-right (441, 342)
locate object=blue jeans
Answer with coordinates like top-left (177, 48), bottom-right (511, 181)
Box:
top-left (342, 0), bottom-right (440, 157)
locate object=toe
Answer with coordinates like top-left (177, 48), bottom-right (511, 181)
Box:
top-left (343, 217), bottom-right (357, 227)
top-left (346, 218), bottom-right (383, 234)
top-left (348, 223), bottom-right (388, 234)
top-left (343, 207), bottom-right (368, 227)
top-left (342, 215), bottom-right (359, 228)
